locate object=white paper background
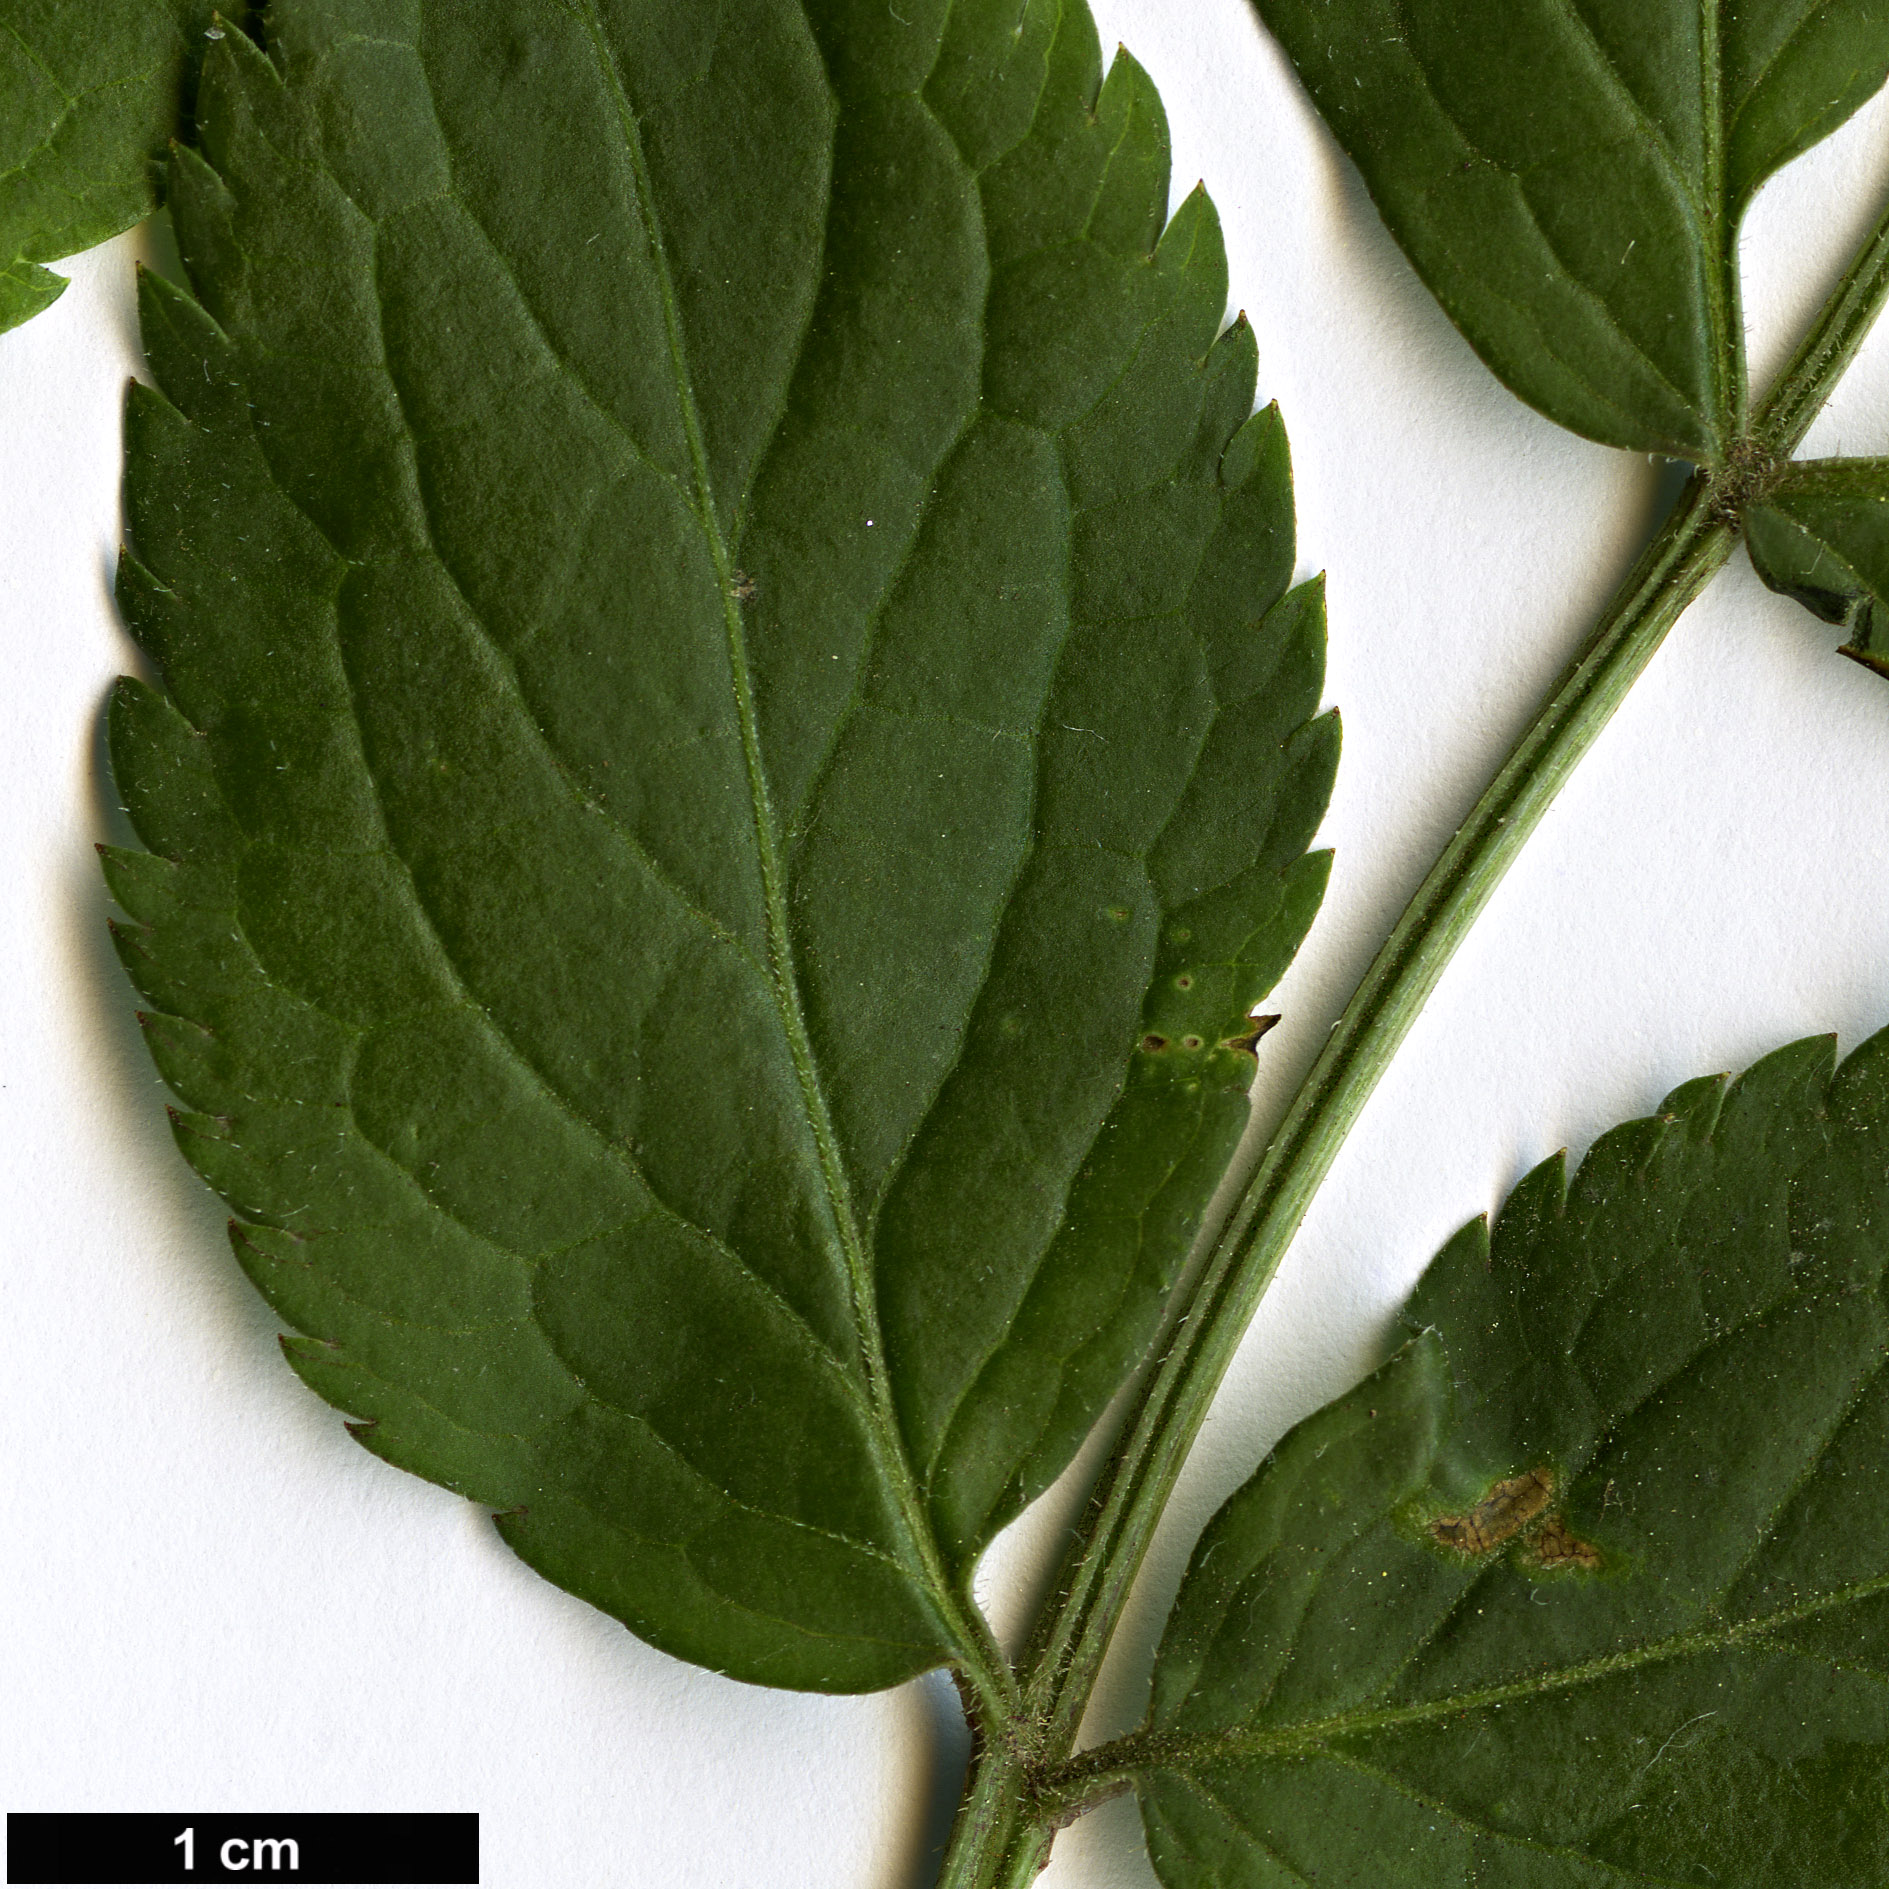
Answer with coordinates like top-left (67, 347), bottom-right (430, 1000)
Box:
top-left (8, 6), bottom-right (1889, 1884)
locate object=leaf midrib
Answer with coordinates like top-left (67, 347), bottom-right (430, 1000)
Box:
top-left (1699, 0), bottom-right (1742, 443)
top-left (560, 0), bottom-right (978, 1650)
top-left (1169, 1763), bottom-right (1698, 1889)
top-left (1147, 1562), bottom-right (1889, 1768)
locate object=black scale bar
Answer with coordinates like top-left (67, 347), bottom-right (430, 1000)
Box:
top-left (6, 1815), bottom-right (478, 1885)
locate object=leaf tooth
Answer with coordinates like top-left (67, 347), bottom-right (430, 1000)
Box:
top-left (277, 1332), bottom-right (336, 1358)
top-left (1222, 1013), bottom-right (1282, 1061)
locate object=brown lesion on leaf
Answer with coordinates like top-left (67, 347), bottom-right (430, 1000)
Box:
top-left (1522, 1514), bottom-right (1603, 1572)
top-left (1429, 1466), bottom-right (1555, 1556)
top-left (1425, 1465), bottom-right (1606, 1575)
top-left (731, 568), bottom-right (758, 603)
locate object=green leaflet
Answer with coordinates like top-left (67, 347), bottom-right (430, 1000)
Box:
top-left (0, 0), bottom-right (233, 335)
top-left (105, 0), bottom-right (1337, 1693)
top-left (1139, 1030), bottom-right (1889, 1885)
top-left (1746, 460), bottom-right (1889, 677)
top-left (1249, 0), bottom-right (1889, 462)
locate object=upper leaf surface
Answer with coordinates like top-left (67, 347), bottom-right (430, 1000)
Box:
top-left (1249, 0), bottom-right (1889, 461)
top-left (0, 0), bottom-right (228, 335)
top-left (1141, 1029), bottom-right (1889, 1884)
top-left (1746, 458), bottom-right (1889, 678)
top-left (107, 0), bottom-right (1337, 1691)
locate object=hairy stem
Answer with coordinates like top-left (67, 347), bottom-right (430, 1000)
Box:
top-left (932, 1739), bottom-right (1053, 1889)
top-left (931, 171), bottom-right (1889, 1889)
top-left (1752, 193), bottom-right (1889, 456)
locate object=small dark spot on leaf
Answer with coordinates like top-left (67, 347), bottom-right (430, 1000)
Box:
top-left (1182, 1035), bottom-right (1204, 1051)
top-left (1142, 1034), bottom-right (1168, 1053)
top-left (732, 569), bottom-right (757, 603)
top-left (1176, 974), bottom-right (1194, 990)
